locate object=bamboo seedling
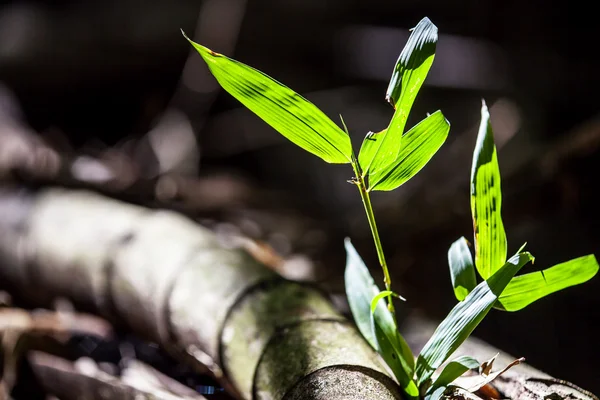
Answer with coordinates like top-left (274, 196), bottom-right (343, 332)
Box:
top-left (184, 18), bottom-right (598, 399)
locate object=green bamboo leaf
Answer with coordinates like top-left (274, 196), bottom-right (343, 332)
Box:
top-left (471, 100), bottom-right (507, 279)
top-left (371, 314), bottom-right (419, 399)
top-left (358, 17), bottom-right (438, 175)
top-left (344, 238), bottom-right (379, 348)
top-left (183, 32), bottom-right (352, 164)
top-left (432, 356), bottom-right (480, 388)
top-left (425, 386), bottom-right (448, 400)
top-left (344, 238), bottom-right (416, 395)
top-left (426, 355), bottom-right (480, 398)
top-left (386, 17), bottom-right (438, 108)
top-left (358, 129), bottom-right (384, 175)
top-left (496, 254), bottom-right (599, 311)
top-left (368, 111), bottom-right (449, 191)
top-left (415, 252), bottom-right (533, 386)
top-left (370, 290), bottom-right (407, 313)
top-left (448, 237), bottom-right (477, 301)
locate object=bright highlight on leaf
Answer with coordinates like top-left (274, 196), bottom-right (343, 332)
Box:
top-left (368, 111), bottom-right (450, 191)
top-left (344, 239), bottom-right (417, 398)
top-left (448, 237), bottom-right (477, 301)
top-left (182, 31), bottom-right (352, 164)
top-left (370, 290), bottom-right (406, 313)
top-left (358, 129), bottom-right (385, 175)
top-left (415, 252), bottom-right (533, 385)
top-left (359, 17), bottom-right (438, 176)
top-left (454, 101), bottom-right (599, 314)
top-left (471, 101), bottom-right (507, 279)
top-left (386, 17), bottom-right (438, 108)
top-left (496, 254), bottom-right (599, 311)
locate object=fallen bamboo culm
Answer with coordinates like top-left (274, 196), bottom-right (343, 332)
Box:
top-left (0, 187), bottom-right (400, 400)
top-left (0, 187), bottom-right (597, 400)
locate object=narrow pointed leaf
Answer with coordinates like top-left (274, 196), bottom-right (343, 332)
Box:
top-left (344, 238), bottom-right (379, 348)
top-left (359, 17), bottom-right (438, 175)
top-left (515, 242), bottom-right (528, 254)
top-left (425, 385), bottom-right (448, 400)
top-left (369, 110), bottom-right (449, 191)
top-left (496, 254), bottom-right (599, 311)
top-left (344, 239), bottom-right (416, 393)
top-left (386, 17), bottom-right (438, 108)
top-left (415, 252), bottom-right (533, 385)
top-left (358, 129), bottom-right (384, 175)
top-left (426, 355), bottom-right (479, 397)
top-left (448, 237), bottom-right (477, 301)
top-left (371, 290), bottom-right (407, 313)
top-left (433, 356), bottom-right (480, 387)
top-left (183, 33), bottom-right (352, 164)
top-left (471, 101), bottom-right (507, 279)
top-left (371, 313), bottom-right (419, 399)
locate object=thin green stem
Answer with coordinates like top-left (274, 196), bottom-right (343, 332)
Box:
top-left (351, 160), bottom-right (396, 318)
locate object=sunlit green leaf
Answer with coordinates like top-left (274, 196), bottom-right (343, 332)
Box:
top-left (183, 32), bottom-right (352, 164)
top-left (496, 254), bottom-right (599, 311)
top-left (359, 17), bottom-right (438, 175)
top-left (426, 355), bottom-right (479, 398)
top-left (358, 129), bottom-right (384, 175)
top-left (415, 252), bottom-right (533, 385)
top-left (471, 100), bottom-right (507, 279)
top-left (448, 237), bottom-right (477, 301)
top-left (369, 111), bottom-right (449, 191)
top-left (370, 290), bottom-right (406, 313)
top-left (344, 239), bottom-right (416, 395)
top-left (515, 242), bottom-right (528, 254)
top-left (386, 17), bottom-right (438, 108)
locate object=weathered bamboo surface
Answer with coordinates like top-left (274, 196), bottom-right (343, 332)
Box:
top-left (0, 187), bottom-right (400, 400)
top-left (0, 187), bottom-right (596, 400)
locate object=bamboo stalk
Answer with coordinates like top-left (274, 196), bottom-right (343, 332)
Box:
top-left (0, 187), bottom-right (400, 400)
